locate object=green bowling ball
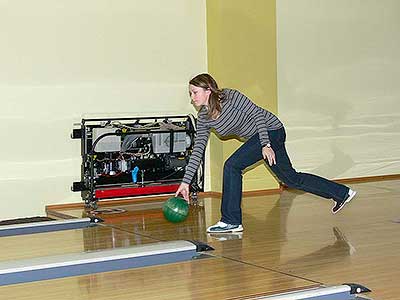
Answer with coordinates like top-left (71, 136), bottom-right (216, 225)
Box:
top-left (162, 197), bottom-right (189, 223)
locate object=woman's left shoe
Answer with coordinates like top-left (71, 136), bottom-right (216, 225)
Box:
top-left (207, 221), bottom-right (243, 233)
top-left (332, 189), bottom-right (357, 214)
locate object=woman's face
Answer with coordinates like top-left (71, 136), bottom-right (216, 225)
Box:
top-left (189, 84), bottom-right (211, 107)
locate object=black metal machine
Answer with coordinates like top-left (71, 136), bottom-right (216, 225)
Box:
top-left (71, 115), bottom-right (203, 209)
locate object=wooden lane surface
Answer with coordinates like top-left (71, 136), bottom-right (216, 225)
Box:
top-left (0, 256), bottom-right (317, 300)
top-left (0, 225), bottom-right (157, 262)
top-left (47, 180), bottom-right (400, 299)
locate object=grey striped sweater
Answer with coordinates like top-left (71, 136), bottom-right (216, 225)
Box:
top-left (182, 88), bottom-right (283, 185)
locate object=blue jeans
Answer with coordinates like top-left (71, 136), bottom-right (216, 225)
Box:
top-left (220, 127), bottom-right (350, 225)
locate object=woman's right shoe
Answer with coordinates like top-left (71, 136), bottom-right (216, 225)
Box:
top-left (206, 221), bottom-right (243, 233)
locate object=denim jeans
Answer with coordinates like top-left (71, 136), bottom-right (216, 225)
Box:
top-left (220, 127), bottom-right (350, 225)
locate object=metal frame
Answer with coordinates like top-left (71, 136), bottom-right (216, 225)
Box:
top-left (0, 218), bottom-right (96, 237)
top-left (0, 240), bottom-right (201, 286)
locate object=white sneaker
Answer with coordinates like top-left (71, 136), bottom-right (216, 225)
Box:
top-left (206, 221), bottom-right (243, 233)
top-left (332, 189), bottom-right (357, 214)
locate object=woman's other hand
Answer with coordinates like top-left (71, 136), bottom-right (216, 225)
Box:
top-left (262, 145), bottom-right (276, 166)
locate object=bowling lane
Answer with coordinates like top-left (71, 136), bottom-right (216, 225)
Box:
top-left (48, 181), bottom-right (400, 300)
top-left (0, 255), bottom-right (317, 300)
top-left (0, 224), bottom-right (157, 262)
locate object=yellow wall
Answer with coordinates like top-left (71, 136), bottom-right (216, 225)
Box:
top-left (276, 0), bottom-right (400, 179)
top-left (206, 0), bottom-right (279, 192)
top-left (0, 1), bottom-right (207, 220)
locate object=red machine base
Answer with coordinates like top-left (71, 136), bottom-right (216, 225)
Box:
top-left (95, 184), bottom-right (180, 199)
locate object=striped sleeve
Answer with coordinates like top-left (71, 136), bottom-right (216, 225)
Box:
top-left (231, 90), bottom-right (271, 146)
top-left (182, 117), bottom-right (210, 185)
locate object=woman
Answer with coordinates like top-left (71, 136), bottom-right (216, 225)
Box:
top-left (175, 73), bottom-right (356, 233)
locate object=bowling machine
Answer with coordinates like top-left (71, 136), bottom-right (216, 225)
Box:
top-left (71, 115), bottom-right (204, 209)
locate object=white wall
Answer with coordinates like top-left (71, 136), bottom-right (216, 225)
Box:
top-left (0, 0), bottom-right (207, 220)
top-left (277, 0), bottom-right (400, 180)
